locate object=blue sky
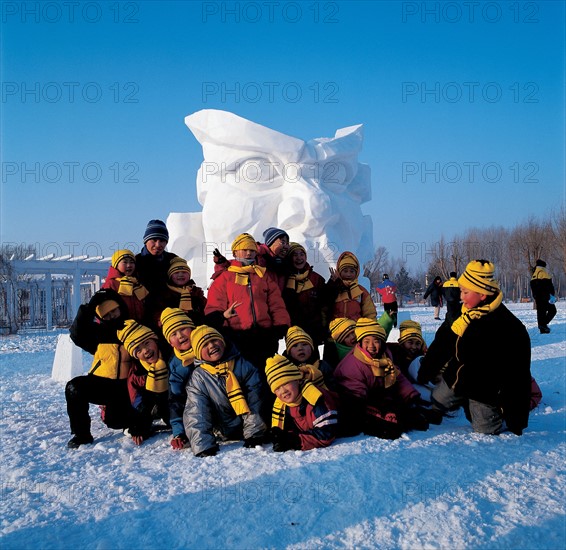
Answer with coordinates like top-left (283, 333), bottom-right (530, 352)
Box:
top-left (1, 0), bottom-right (564, 272)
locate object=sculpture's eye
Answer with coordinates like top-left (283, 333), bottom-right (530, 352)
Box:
top-left (235, 157), bottom-right (281, 186)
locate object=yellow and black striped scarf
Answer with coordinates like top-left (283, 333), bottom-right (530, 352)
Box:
top-left (297, 360), bottom-right (327, 390)
top-left (199, 359), bottom-right (250, 415)
top-left (286, 270), bottom-right (314, 293)
top-left (451, 290), bottom-right (503, 337)
top-left (336, 279), bottom-right (363, 303)
top-left (174, 347), bottom-right (196, 367)
top-left (167, 284), bottom-right (193, 312)
top-left (228, 264), bottom-right (266, 286)
top-left (116, 277), bottom-right (149, 300)
top-left (353, 346), bottom-right (397, 388)
top-left (140, 354), bottom-right (169, 393)
top-left (271, 381), bottom-right (322, 429)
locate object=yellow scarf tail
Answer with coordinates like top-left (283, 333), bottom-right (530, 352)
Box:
top-left (228, 264), bottom-right (266, 285)
top-left (336, 279), bottom-right (363, 302)
top-left (286, 271), bottom-right (314, 293)
top-left (117, 276), bottom-right (149, 300)
top-left (174, 347), bottom-right (196, 367)
top-left (167, 284), bottom-right (194, 311)
top-left (353, 346), bottom-right (398, 388)
top-left (298, 360), bottom-right (327, 390)
top-left (199, 359), bottom-right (251, 415)
top-left (140, 354), bottom-right (169, 393)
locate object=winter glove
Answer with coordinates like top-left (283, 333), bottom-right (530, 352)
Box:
top-left (196, 445), bottom-right (218, 458)
top-left (364, 408), bottom-right (402, 440)
top-left (549, 295), bottom-right (556, 304)
top-left (401, 405), bottom-right (430, 432)
top-left (243, 434), bottom-right (265, 448)
top-left (271, 427), bottom-right (302, 452)
top-left (170, 433), bottom-right (189, 450)
top-left (213, 248), bottom-right (228, 265)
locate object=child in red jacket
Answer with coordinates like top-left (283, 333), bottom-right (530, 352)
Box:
top-left (265, 354), bottom-right (339, 451)
top-left (102, 249), bottom-right (147, 322)
top-left (205, 233), bottom-right (290, 372)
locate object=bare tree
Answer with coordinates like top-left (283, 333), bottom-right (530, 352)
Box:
top-left (363, 246), bottom-right (389, 292)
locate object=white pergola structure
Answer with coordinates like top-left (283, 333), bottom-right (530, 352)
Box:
top-left (2, 254), bottom-right (110, 330)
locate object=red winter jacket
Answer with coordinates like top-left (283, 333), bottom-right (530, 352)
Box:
top-left (204, 260), bottom-right (290, 331)
top-left (102, 267), bottom-right (146, 322)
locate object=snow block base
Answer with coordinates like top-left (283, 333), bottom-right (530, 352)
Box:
top-left (51, 334), bottom-right (83, 382)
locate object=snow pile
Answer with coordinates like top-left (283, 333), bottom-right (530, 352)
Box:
top-left (1, 303), bottom-right (564, 549)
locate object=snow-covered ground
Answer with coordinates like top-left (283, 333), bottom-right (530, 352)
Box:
top-left (1, 303), bottom-right (564, 549)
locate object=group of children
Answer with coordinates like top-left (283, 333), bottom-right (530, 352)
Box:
top-left (65, 219), bottom-right (540, 456)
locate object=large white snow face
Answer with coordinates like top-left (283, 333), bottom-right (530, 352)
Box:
top-left (167, 109), bottom-right (373, 286)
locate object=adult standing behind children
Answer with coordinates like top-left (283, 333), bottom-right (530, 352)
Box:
top-left (418, 260), bottom-right (533, 436)
top-left (423, 276), bottom-right (444, 320)
top-left (135, 219), bottom-right (178, 329)
top-left (530, 259), bottom-right (557, 334)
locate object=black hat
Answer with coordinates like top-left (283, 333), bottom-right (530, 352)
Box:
top-left (535, 259), bottom-right (546, 267)
top-left (382, 273), bottom-right (389, 280)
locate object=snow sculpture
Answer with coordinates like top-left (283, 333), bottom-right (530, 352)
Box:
top-left (167, 109), bottom-right (373, 286)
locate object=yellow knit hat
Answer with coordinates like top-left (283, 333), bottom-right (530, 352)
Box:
top-left (337, 251), bottom-right (359, 277)
top-left (398, 320), bottom-right (424, 346)
top-left (95, 300), bottom-right (120, 319)
top-left (355, 317), bottom-right (386, 342)
top-left (458, 260), bottom-right (499, 296)
top-left (111, 249), bottom-right (135, 269)
top-left (190, 325), bottom-right (225, 360)
top-left (231, 233), bottom-right (258, 253)
top-left (265, 354), bottom-right (303, 393)
top-left (167, 257), bottom-right (191, 278)
top-left (329, 317), bottom-right (356, 343)
top-left (160, 307), bottom-right (195, 343)
top-left (285, 326), bottom-right (314, 354)
top-left (117, 319), bottom-right (158, 357)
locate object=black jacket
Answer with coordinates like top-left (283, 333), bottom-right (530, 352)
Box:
top-left (419, 303), bottom-right (531, 435)
top-left (69, 289), bottom-right (128, 354)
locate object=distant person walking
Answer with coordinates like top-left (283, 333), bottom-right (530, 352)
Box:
top-left (530, 259), bottom-right (557, 334)
top-left (376, 273), bottom-right (399, 327)
top-left (443, 272), bottom-right (461, 325)
top-left (423, 276), bottom-right (444, 320)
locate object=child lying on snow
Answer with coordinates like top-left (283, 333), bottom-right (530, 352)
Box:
top-left (265, 354), bottom-right (339, 452)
